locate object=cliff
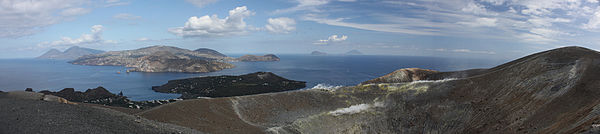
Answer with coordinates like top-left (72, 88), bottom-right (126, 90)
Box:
top-left (139, 46), bottom-right (600, 133)
top-left (37, 46), bottom-right (104, 60)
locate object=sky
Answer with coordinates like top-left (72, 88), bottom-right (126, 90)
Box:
top-left (0, 0), bottom-right (599, 59)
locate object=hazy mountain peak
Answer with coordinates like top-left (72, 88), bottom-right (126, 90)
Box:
top-left (311, 51), bottom-right (327, 55)
top-left (345, 50), bottom-right (363, 55)
top-left (194, 48), bottom-right (227, 57)
top-left (37, 46), bottom-right (104, 60)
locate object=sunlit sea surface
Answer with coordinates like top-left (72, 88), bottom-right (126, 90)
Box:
top-left (0, 55), bottom-right (506, 100)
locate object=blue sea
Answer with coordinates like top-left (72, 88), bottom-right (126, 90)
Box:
top-left (0, 55), bottom-right (507, 101)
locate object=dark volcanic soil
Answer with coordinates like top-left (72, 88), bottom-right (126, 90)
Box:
top-left (139, 46), bottom-right (600, 133)
top-left (0, 97), bottom-right (201, 134)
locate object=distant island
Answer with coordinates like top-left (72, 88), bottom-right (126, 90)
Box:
top-left (193, 48), bottom-right (227, 57)
top-left (236, 54), bottom-right (280, 62)
top-left (310, 51), bottom-right (327, 56)
top-left (344, 49), bottom-right (363, 55)
top-left (37, 46), bottom-right (104, 60)
top-left (69, 45), bottom-right (236, 73)
top-left (62, 45), bottom-right (282, 73)
top-left (152, 72), bottom-right (306, 99)
top-left (126, 51), bottom-right (235, 73)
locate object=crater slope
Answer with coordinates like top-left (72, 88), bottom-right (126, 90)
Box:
top-left (140, 46), bottom-right (600, 133)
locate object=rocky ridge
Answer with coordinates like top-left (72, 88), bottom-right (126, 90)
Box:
top-left (38, 87), bottom-right (179, 109)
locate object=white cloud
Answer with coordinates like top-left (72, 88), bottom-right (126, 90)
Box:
top-left (60, 7), bottom-right (91, 16)
top-left (530, 28), bottom-right (573, 37)
top-left (0, 0), bottom-right (91, 38)
top-left (297, 0), bottom-right (600, 47)
top-left (431, 48), bottom-right (496, 54)
top-left (265, 17), bottom-right (296, 34)
top-left (113, 13), bottom-right (142, 20)
top-left (136, 37), bottom-right (150, 41)
top-left (274, 0), bottom-right (357, 14)
top-left (39, 25), bottom-right (115, 47)
top-left (583, 10), bottom-right (600, 30)
top-left (527, 17), bottom-right (571, 27)
top-left (104, 0), bottom-right (129, 7)
top-left (169, 6), bottom-right (254, 37)
top-left (461, 2), bottom-right (489, 15)
top-left (518, 33), bottom-right (556, 44)
top-left (457, 18), bottom-right (497, 27)
top-left (314, 35), bottom-right (348, 45)
top-left (303, 14), bottom-right (441, 35)
top-left (327, 35), bottom-right (348, 42)
top-left (185, 0), bottom-right (219, 8)
top-left (517, 0), bottom-right (583, 16)
top-left (481, 0), bottom-right (507, 5)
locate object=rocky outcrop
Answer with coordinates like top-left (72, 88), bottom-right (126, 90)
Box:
top-left (140, 46), bottom-right (600, 133)
top-left (361, 68), bottom-right (439, 84)
top-left (310, 51), bottom-right (327, 56)
top-left (236, 54), bottom-right (280, 62)
top-left (0, 90), bottom-right (72, 104)
top-left (152, 72), bottom-right (306, 99)
top-left (360, 68), bottom-right (489, 85)
top-left (40, 87), bottom-right (116, 102)
top-left (38, 87), bottom-right (179, 109)
top-left (70, 46), bottom-right (234, 73)
top-left (37, 46), bottom-right (104, 60)
top-left (127, 51), bottom-right (234, 73)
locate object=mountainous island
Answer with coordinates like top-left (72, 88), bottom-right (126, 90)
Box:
top-left (69, 46), bottom-right (235, 73)
top-left (345, 49), bottom-right (363, 55)
top-left (236, 54), bottom-right (280, 62)
top-left (126, 51), bottom-right (235, 73)
top-left (152, 72), bottom-right (306, 99)
top-left (4, 46), bottom-right (600, 133)
top-left (37, 46), bottom-right (104, 60)
top-left (67, 45), bottom-right (282, 73)
top-left (194, 48), bottom-right (227, 57)
top-left (310, 51), bottom-right (327, 56)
